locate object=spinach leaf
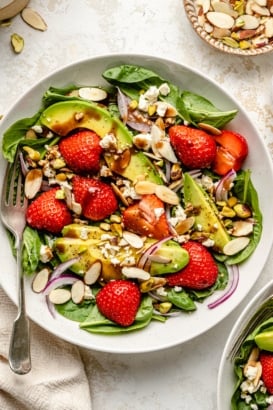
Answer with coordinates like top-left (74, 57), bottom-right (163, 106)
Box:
top-left (2, 112), bottom-right (42, 162)
top-left (22, 227), bottom-right (42, 275)
top-left (167, 288), bottom-right (196, 311)
top-left (181, 91), bottom-right (238, 128)
top-left (80, 295), bottom-right (154, 334)
top-left (103, 64), bottom-right (238, 128)
top-left (55, 299), bottom-right (94, 322)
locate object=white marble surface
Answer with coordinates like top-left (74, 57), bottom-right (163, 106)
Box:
top-left (0, 1), bottom-right (273, 409)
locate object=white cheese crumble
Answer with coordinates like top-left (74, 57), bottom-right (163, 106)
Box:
top-left (143, 86), bottom-right (159, 103)
top-left (158, 82), bottom-right (170, 96)
top-left (99, 133), bottom-right (117, 150)
top-left (154, 207), bottom-right (165, 219)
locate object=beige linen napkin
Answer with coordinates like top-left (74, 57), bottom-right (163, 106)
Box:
top-left (0, 287), bottom-right (92, 410)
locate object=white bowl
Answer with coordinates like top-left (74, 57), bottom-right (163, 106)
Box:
top-left (217, 279), bottom-right (273, 409)
top-left (1, 54), bottom-right (273, 353)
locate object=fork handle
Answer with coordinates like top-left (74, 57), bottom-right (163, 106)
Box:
top-left (9, 242), bottom-right (31, 375)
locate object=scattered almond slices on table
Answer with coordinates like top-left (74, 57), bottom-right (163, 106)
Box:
top-left (21, 7), bottom-right (47, 31)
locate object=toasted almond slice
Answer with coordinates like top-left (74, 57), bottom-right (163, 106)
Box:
top-left (78, 87), bottom-right (107, 102)
top-left (230, 221), bottom-right (253, 237)
top-left (48, 288), bottom-right (71, 304)
top-left (21, 7), bottom-right (47, 31)
top-left (123, 231), bottom-right (144, 249)
top-left (111, 183), bottom-right (129, 206)
top-left (223, 237), bottom-right (250, 256)
top-left (134, 180), bottom-right (156, 195)
top-left (24, 168), bottom-right (43, 199)
top-left (71, 280), bottom-right (85, 304)
top-left (155, 185), bottom-right (179, 205)
top-left (84, 260), bottom-right (102, 285)
top-left (198, 122), bottom-right (222, 135)
top-left (197, 0), bottom-right (211, 14)
top-left (147, 254), bottom-right (171, 263)
top-left (122, 266), bottom-right (150, 281)
top-left (175, 216), bottom-right (195, 235)
top-left (32, 268), bottom-right (50, 293)
top-left (157, 140), bottom-right (178, 163)
top-left (265, 18), bottom-right (273, 38)
top-left (206, 11), bottom-right (235, 29)
top-left (251, 3), bottom-right (270, 15)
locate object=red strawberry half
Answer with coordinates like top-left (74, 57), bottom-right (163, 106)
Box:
top-left (72, 175), bottom-right (118, 221)
top-left (96, 280), bottom-right (141, 327)
top-left (59, 129), bottom-right (103, 173)
top-left (26, 187), bottom-right (72, 234)
top-left (167, 241), bottom-right (218, 289)
top-left (260, 352), bottom-right (273, 394)
top-left (122, 194), bottom-right (171, 240)
top-left (169, 125), bottom-right (216, 169)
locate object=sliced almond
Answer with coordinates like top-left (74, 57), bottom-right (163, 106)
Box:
top-left (71, 280), bottom-right (85, 304)
top-left (175, 216), bottom-right (195, 235)
top-left (155, 185), bottom-right (179, 205)
top-left (21, 7), bottom-right (47, 31)
top-left (230, 221), bottom-right (253, 237)
top-left (0, 0), bottom-right (29, 20)
top-left (134, 180), bottom-right (156, 195)
top-left (147, 254), bottom-right (171, 263)
top-left (198, 122), bottom-right (222, 135)
top-left (211, 1), bottom-right (238, 18)
top-left (122, 231), bottom-right (144, 249)
top-left (78, 87), bottom-right (107, 102)
top-left (84, 260), bottom-right (102, 285)
top-left (24, 168), bottom-right (43, 199)
top-left (223, 237), bottom-right (250, 256)
top-left (48, 288), bottom-right (71, 304)
top-left (197, 0), bottom-right (211, 14)
top-left (238, 14), bottom-right (260, 29)
top-left (265, 18), bottom-right (273, 38)
top-left (206, 11), bottom-right (235, 29)
top-left (32, 268), bottom-right (50, 293)
top-left (111, 182), bottom-right (129, 206)
top-left (122, 266), bottom-right (150, 281)
top-left (251, 3), bottom-right (270, 15)
top-left (156, 140), bottom-right (178, 163)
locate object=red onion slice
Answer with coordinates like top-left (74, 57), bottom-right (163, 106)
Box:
top-left (43, 273), bottom-right (79, 296)
top-left (137, 236), bottom-right (173, 270)
top-left (50, 257), bottom-right (80, 280)
top-left (208, 264), bottom-right (239, 309)
top-left (215, 169), bottom-right (237, 202)
top-left (117, 87), bottom-right (129, 123)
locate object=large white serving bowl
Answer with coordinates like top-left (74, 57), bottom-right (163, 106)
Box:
top-left (0, 54), bottom-right (273, 354)
top-left (217, 279), bottom-right (273, 409)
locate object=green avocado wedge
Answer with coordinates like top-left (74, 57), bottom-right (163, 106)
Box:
top-left (254, 329), bottom-right (273, 352)
top-left (183, 173), bottom-right (230, 253)
top-left (39, 100), bottom-right (162, 184)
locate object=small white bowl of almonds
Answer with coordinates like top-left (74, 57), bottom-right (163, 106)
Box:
top-left (183, 0), bottom-right (273, 55)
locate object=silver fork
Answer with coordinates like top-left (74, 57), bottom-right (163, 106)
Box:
top-left (228, 294), bottom-right (273, 361)
top-left (1, 154), bottom-right (31, 374)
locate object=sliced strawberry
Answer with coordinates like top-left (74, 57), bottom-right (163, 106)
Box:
top-left (260, 352), bottom-right (273, 394)
top-left (72, 175), bottom-right (118, 221)
top-left (166, 241), bottom-right (218, 290)
top-left (96, 280), bottom-right (141, 327)
top-left (122, 194), bottom-right (171, 240)
top-left (26, 187), bottom-right (72, 234)
top-left (212, 130), bottom-right (248, 175)
top-left (169, 125), bottom-right (217, 169)
top-left (59, 129), bottom-right (103, 173)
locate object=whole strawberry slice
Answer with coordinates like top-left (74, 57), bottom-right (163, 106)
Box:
top-left (59, 130), bottom-right (103, 173)
top-left (260, 352), bottom-right (273, 394)
top-left (26, 187), bottom-right (72, 234)
top-left (169, 125), bottom-right (216, 169)
top-left (72, 175), bottom-right (118, 221)
top-left (122, 194), bottom-right (171, 240)
top-left (96, 280), bottom-right (141, 327)
top-left (167, 241), bottom-right (218, 289)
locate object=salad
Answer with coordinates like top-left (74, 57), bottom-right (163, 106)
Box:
top-left (232, 317), bottom-right (273, 409)
top-left (1, 64), bottom-right (262, 334)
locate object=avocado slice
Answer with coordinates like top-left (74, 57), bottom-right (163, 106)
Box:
top-left (55, 224), bottom-right (189, 280)
top-left (183, 173), bottom-right (230, 253)
top-left (40, 100), bottom-right (162, 184)
top-left (255, 329), bottom-right (273, 352)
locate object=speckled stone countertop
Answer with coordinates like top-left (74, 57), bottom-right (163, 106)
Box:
top-left (0, 1), bottom-right (273, 409)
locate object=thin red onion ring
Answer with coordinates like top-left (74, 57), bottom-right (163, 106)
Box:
top-left (208, 264), bottom-right (239, 309)
top-left (137, 236), bottom-right (173, 270)
top-left (215, 169), bottom-right (237, 202)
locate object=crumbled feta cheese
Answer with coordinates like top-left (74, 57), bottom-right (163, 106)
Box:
top-left (99, 133), bottom-right (117, 150)
top-left (266, 395), bottom-right (273, 404)
top-left (158, 83), bottom-right (170, 96)
top-left (241, 393), bottom-right (252, 404)
top-left (110, 257), bottom-right (120, 265)
top-left (196, 224), bottom-right (203, 231)
top-left (79, 227), bottom-right (89, 240)
top-left (202, 238), bottom-right (215, 248)
top-left (174, 286), bottom-right (182, 292)
top-left (154, 207), bottom-right (164, 219)
top-left (143, 86), bottom-right (159, 103)
top-left (31, 125), bottom-right (43, 133)
top-left (245, 365), bottom-right (258, 381)
top-left (201, 175), bottom-right (214, 190)
top-left (156, 101), bottom-right (168, 117)
top-left (122, 180), bottom-right (140, 199)
top-left (241, 380), bottom-right (262, 394)
top-left (39, 244), bottom-right (53, 263)
top-left (138, 94), bottom-right (149, 112)
top-left (250, 404), bottom-right (258, 410)
top-left (156, 286), bottom-right (168, 297)
top-left (133, 133), bottom-right (152, 151)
